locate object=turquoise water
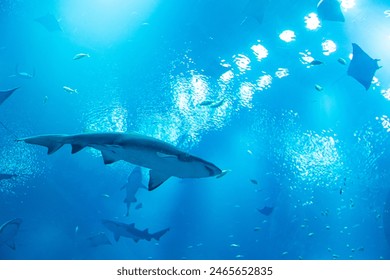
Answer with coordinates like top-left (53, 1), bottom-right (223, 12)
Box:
top-left (0, 0), bottom-right (389, 260)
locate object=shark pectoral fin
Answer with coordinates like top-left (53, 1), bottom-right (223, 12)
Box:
top-left (101, 151), bottom-right (118, 165)
top-left (114, 233), bottom-right (120, 242)
top-left (48, 143), bottom-right (64, 155)
top-left (156, 152), bottom-right (178, 159)
top-left (6, 241), bottom-right (16, 250)
top-left (71, 144), bottom-right (85, 154)
top-left (148, 170), bottom-right (171, 191)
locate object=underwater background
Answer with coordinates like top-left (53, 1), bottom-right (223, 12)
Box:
top-left (0, 0), bottom-right (390, 260)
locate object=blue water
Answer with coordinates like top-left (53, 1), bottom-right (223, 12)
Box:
top-left (0, 0), bottom-right (390, 260)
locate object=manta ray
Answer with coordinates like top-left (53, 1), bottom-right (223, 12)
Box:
top-left (17, 132), bottom-right (224, 190)
top-left (0, 87), bottom-right (19, 106)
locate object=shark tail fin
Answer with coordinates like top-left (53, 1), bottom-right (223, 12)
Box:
top-left (17, 134), bottom-right (67, 155)
top-left (152, 228), bottom-right (170, 241)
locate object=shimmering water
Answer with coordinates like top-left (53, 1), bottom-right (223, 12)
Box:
top-left (0, 0), bottom-right (389, 260)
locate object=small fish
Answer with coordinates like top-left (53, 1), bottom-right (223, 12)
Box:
top-left (308, 232), bottom-right (314, 237)
top-left (75, 226), bottom-right (79, 234)
top-left (310, 60), bottom-right (323, 65)
top-left (327, 247), bottom-right (332, 252)
top-left (314, 84), bottom-right (323, 91)
top-left (199, 100), bottom-right (213, 106)
top-left (73, 53), bottom-right (90, 60)
top-left (101, 194), bottom-right (110, 198)
top-left (282, 251), bottom-right (288, 255)
top-left (332, 254), bottom-right (339, 259)
top-left (325, 225), bottom-right (331, 230)
top-left (43, 96), bottom-right (48, 104)
top-left (337, 58), bottom-right (347, 65)
top-left (247, 149), bottom-right (253, 155)
top-left (385, 10), bottom-right (390, 17)
top-left (230, 243), bottom-right (240, 247)
top-left (63, 86), bottom-right (78, 94)
top-left (209, 99), bottom-right (225, 108)
top-left (253, 227), bottom-right (261, 231)
top-left (235, 254), bottom-right (244, 258)
top-left (250, 179), bottom-right (258, 185)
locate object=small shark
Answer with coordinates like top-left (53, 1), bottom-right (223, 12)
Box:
top-left (0, 174), bottom-right (17, 181)
top-left (102, 219), bottom-right (169, 243)
top-left (9, 65), bottom-right (35, 79)
top-left (17, 132), bottom-right (223, 190)
top-left (0, 87), bottom-right (19, 106)
top-left (121, 167), bottom-right (147, 216)
top-left (0, 218), bottom-right (22, 250)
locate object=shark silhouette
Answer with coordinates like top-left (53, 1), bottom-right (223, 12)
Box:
top-left (0, 218), bottom-right (22, 250)
top-left (17, 132), bottom-right (223, 190)
top-left (102, 219), bottom-right (169, 243)
top-left (121, 167), bottom-right (147, 216)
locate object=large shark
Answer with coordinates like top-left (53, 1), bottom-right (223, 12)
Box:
top-left (0, 87), bottom-right (19, 106)
top-left (17, 132), bottom-right (223, 190)
top-left (102, 219), bottom-right (169, 243)
top-left (0, 218), bottom-right (22, 250)
top-left (121, 167), bottom-right (147, 216)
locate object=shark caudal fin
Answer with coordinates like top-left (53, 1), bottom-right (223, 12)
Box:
top-left (152, 228), bottom-right (170, 241)
top-left (16, 134), bottom-right (68, 155)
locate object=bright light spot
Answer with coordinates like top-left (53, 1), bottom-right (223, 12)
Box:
top-left (377, 115), bottom-right (390, 132)
top-left (251, 43), bottom-right (269, 61)
top-left (279, 30), bottom-right (296, 42)
top-left (275, 68), bottom-right (289, 78)
top-left (299, 51), bottom-right (315, 66)
top-left (234, 54), bottom-right (251, 73)
top-left (256, 74), bottom-right (272, 91)
top-left (305, 13), bottom-right (321, 30)
top-left (220, 70), bottom-right (234, 83)
top-left (341, 0), bottom-right (355, 9)
top-left (381, 88), bottom-right (390, 101)
top-left (322, 40), bottom-right (337, 56)
top-left (238, 82), bottom-right (255, 109)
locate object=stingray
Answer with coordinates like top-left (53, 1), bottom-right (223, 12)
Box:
top-left (243, 0), bottom-right (269, 24)
top-left (317, 0), bottom-right (345, 22)
top-left (347, 43), bottom-right (381, 90)
top-left (35, 13), bottom-right (62, 32)
top-left (257, 206), bottom-right (274, 216)
top-left (0, 87), bottom-right (19, 106)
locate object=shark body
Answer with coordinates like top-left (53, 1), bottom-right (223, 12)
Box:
top-left (17, 132), bottom-right (223, 190)
top-left (121, 167), bottom-right (146, 216)
top-left (102, 219), bottom-right (169, 243)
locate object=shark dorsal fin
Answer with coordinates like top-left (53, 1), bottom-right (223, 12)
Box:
top-left (71, 144), bottom-right (85, 154)
top-left (101, 151), bottom-right (118, 165)
top-left (148, 170), bottom-right (171, 191)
